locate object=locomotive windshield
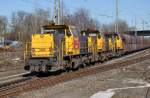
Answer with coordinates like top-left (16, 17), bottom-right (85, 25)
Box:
top-left (41, 24), bottom-right (77, 36)
top-left (42, 25), bottom-right (66, 35)
top-left (43, 28), bottom-right (65, 35)
top-left (69, 26), bottom-right (78, 36)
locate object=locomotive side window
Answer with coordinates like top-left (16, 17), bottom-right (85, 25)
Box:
top-left (98, 34), bottom-right (102, 39)
top-left (66, 29), bottom-right (72, 37)
top-left (116, 35), bottom-right (120, 39)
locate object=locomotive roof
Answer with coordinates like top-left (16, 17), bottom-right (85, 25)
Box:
top-left (81, 29), bottom-right (100, 34)
top-left (104, 32), bottom-right (118, 36)
top-left (43, 24), bottom-right (69, 30)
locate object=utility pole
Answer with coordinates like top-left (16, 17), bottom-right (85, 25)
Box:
top-left (54, 0), bottom-right (57, 24)
top-left (139, 17), bottom-right (145, 30)
top-left (142, 19), bottom-right (145, 30)
top-left (58, 0), bottom-right (60, 25)
top-left (134, 15), bottom-right (137, 49)
top-left (113, 0), bottom-right (119, 52)
top-left (54, 0), bottom-right (61, 25)
top-left (61, 0), bottom-right (64, 19)
top-left (134, 15), bottom-right (137, 37)
top-left (115, 0), bottom-right (119, 34)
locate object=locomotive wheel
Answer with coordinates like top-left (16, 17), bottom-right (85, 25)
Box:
top-left (65, 67), bottom-right (70, 72)
top-left (72, 61), bottom-right (79, 71)
top-left (105, 56), bottom-right (109, 61)
top-left (80, 62), bottom-right (86, 68)
top-left (64, 62), bottom-right (71, 72)
top-left (86, 58), bottom-right (91, 66)
top-left (24, 65), bottom-right (30, 70)
top-left (38, 65), bottom-right (42, 72)
top-left (45, 65), bottom-right (51, 72)
top-left (31, 66), bottom-right (36, 72)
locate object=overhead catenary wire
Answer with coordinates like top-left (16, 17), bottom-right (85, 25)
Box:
top-left (21, 0), bottom-right (53, 9)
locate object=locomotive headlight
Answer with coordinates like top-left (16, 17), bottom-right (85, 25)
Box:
top-left (48, 48), bottom-right (53, 51)
top-left (31, 48), bottom-right (36, 56)
top-left (32, 48), bottom-right (35, 52)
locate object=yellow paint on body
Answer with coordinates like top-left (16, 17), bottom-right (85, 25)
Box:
top-left (88, 36), bottom-right (94, 53)
top-left (115, 37), bottom-right (124, 50)
top-left (96, 36), bottom-right (105, 52)
top-left (65, 35), bottom-right (74, 55)
top-left (31, 34), bottom-right (54, 57)
top-left (64, 35), bottom-right (80, 55)
top-left (109, 38), bottom-right (113, 51)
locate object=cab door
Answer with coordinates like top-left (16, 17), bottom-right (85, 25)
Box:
top-left (108, 38), bottom-right (113, 51)
top-left (65, 35), bottom-right (73, 55)
top-left (96, 34), bottom-right (105, 52)
top-left (64, 29), bottom-right (74, 55)
top-left (88, 36), bottom-right (93, 53)
top-left (115, 36), bottom-right (124, 50)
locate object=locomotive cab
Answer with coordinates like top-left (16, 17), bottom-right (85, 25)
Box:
top-left (104, 32), bottom-right (124, 54)
top-left (81, 30), bottom-right (105, 54)
top-left (96, 33), bottom-right (105, 53)
top-left (115, 34), bottom-right (124, 50)
top-left (42, 24), bottom-right (80, 58)
top-left (64, 26), bottom-right (80, 56)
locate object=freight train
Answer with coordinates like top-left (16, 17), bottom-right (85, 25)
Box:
top-left (24, 23), bottom-right (150, 72)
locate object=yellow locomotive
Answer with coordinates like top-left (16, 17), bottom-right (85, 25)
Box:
top-left (25, 24), bottom-right (81, 72)
top-left (24, 24), bottom-right (124, 72)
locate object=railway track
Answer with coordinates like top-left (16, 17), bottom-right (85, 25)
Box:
top-left (0, 72), bottom-right (30, 81)
top-left (0, 67), bottom-right (23, 73)
top-left (0, 51), bottom-right (24, 73)
top-left (0, 77), bottom-right (31, 92)
top-left (0, 49), bottom-right (149, 98)
top-left (0, 72), bottom-right (33, 94)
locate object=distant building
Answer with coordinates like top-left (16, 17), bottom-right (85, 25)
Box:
top-left (126, 30), bottom-right (150, 39)
top-left (0, 36), bottom-right (4, 47)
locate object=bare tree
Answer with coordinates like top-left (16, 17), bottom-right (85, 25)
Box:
top-left (9, 7), bottom-right (134, 41)
top-left (101, 19), bottom-right (133, 33)
top-left (11, 11), bottom-right (27, 40)
top-left (0, 16), bottom-right (7, 35)
top-left (62, 8), bottom-right (100, 32)
top-left (10, 8), bottom-right (49, 41)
